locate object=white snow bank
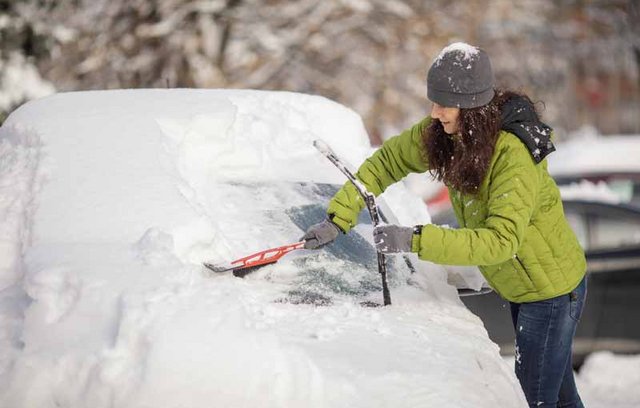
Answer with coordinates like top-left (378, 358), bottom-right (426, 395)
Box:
top-left (577, 351), bottom-right (640, 407)
top-left (0, 89), bottom-right (526, 407)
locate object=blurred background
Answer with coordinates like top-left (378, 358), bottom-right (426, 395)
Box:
top-left (1, 0), bottom-right (639, 141)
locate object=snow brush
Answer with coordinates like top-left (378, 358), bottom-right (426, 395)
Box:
top-left (203, 241), bottom-right (306, 276)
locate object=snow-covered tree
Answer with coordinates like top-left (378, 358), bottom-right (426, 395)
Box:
top-left (0, 0), bottom-right (55, 122)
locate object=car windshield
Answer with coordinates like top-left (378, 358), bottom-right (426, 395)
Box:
top-left (211, 181), bottom-right (415, 305)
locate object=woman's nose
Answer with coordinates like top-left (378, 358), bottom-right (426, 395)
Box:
top-left (431, 104), bottom-right (441, 119)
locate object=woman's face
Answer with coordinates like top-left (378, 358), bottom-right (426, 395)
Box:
top-left (430, 103), bottom-right (460, 135)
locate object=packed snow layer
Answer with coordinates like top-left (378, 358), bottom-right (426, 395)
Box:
top-left (0, 89), bottom-right (526, 407)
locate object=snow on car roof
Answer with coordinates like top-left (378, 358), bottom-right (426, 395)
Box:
top-left (548, 132), bottom-right (640, 176)
top-left (5, 89), bottom-right (373, 183)
top-left (558, 180), bottom-right (623, 204)
top-left (1, 89), bottom-right (377, 245)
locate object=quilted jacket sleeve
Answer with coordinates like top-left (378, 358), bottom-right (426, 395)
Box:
top-left (327, 117), bottom-right (430, 232)
top-left (414, 137), bottom-right (540, 265)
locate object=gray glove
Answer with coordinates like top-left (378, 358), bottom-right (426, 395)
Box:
top-left (373, 225), bottom-right (413, 253)
top-left (301, 218), bottom-right (341, 249)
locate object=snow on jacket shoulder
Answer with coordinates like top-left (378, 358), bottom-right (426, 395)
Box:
top-left (327, 117), bottom-right (586, 302)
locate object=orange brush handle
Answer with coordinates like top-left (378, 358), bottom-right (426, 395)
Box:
top-left (230, 241), bottom-right (306, 269)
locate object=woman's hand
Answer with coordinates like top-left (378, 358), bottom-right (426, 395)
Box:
top-left (373, 225), bottom-right (413, 253)
top-left (301, 218), bottom-right (341, 249)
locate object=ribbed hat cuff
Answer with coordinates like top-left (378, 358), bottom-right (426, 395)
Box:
top-left (427, 87), bottom-right (495, 109)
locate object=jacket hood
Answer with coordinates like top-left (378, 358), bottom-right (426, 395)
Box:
top-left (500, 95), bottom-right (555, 163)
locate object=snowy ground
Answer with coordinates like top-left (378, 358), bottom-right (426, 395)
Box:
top-left (577, 352), bottom-right (640, 407)
top-left (0, 89), bottom-right (637, 407)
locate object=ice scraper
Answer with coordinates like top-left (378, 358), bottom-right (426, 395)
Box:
top-left (203, 241), bottom-right (306, 275)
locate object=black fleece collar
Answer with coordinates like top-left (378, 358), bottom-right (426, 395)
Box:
top-left (500, 95), bottom-right (555, 163)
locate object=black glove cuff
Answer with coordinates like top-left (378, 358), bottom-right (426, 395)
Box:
top-left (327, 214), bottom-right (346, 234)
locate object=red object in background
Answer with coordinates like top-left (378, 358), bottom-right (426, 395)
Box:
top-left (583, 77), bottom-right (607, 109)
top-left (425, 186), bottom-right (451, 215)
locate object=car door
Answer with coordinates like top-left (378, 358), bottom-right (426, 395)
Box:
top-left (570, 202), bottom-right (640, 359)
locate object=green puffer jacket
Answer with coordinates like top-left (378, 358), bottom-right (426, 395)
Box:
top-left (327, 117), bottom-right (586, 303)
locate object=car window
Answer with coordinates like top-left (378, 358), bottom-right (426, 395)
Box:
top-left (607, 179), bottom-right (635, 203)
top-left (588, 213), bottom-right (640, 250)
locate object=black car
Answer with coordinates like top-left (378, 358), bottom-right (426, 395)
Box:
top-left (432, 199), bottom-right (640, 368)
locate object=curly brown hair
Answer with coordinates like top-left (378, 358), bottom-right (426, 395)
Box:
top-left (421, 89), bottom-right (536, 195)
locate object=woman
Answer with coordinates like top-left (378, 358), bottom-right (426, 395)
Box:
top-left (302, 43), bottom-right (587, 408)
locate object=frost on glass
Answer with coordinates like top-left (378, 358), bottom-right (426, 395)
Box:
top-left (227, 181), bottom-right (413, 306)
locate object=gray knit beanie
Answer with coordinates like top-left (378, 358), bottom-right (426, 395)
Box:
top-left (427, 42), bottom-right (495, 109)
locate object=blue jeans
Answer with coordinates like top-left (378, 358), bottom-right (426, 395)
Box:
top-left (510, 276), bottom-right (587, 408)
